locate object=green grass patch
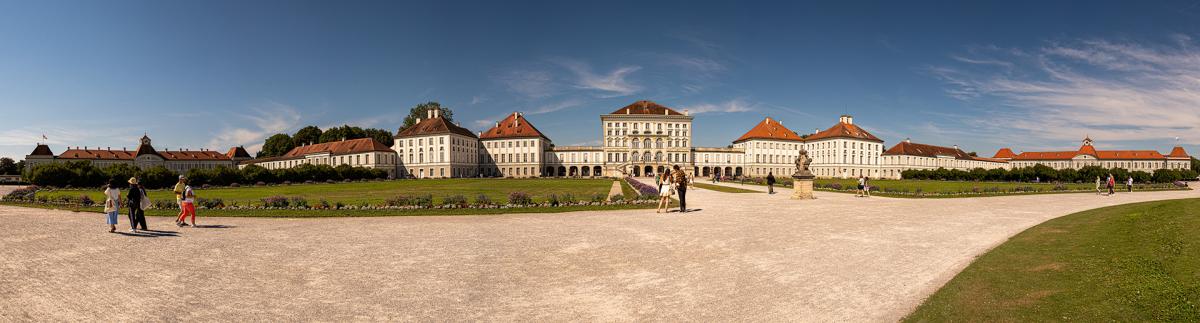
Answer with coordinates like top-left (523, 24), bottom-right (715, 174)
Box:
top-left (905, 198), bottom-right (1200, 322)
top-left (35, 178), bottom-right (612, 206)
top-left (692, 183), bottom-right (760, 193)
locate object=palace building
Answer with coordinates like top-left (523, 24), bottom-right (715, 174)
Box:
top-left (993, 137), bottom-right (1191, 172)
top-left (393, 107), bottom-right (480, 178)
top-left (238, 137), bottom-right (399, 177)
top-left (41, 100), bottom-right (1188, 181)
top-left (478, 112), bottom-right (551, 178)
top-left (24, 135), bottom-right (251, 174)
top-left (879, 139), bottom-right (1010, 179)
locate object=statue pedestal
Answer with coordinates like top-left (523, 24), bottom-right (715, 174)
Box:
top-left (791, 175), bottom-right (815, 200)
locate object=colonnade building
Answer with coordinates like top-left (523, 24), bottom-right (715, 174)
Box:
top-left (992, 137), bottom-right (1191, 172)
top-left (25, 135), bottom-right (252, 174)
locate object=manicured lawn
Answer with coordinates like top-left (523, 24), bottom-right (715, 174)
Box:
top-left (35, 178), bottom-right (614, 206)
top-left (905, 198), bottom-right (1200, 322)
top-left (730, 178), bottom-right (1187, 198)
top-left (692, 183), bottom-right (759, 193)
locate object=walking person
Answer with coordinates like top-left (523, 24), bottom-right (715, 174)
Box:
top-left (125, 177), bottom-right (148, 232)
top-left (1127, 176), bottom-right (1134, 193)
top-left (856, 175), bottom-right (866, 197)
top-left (863, 176), bottom-right (871, 197)
top-left (103, 180), bottom-right (121, 233)
top-left (1106, 174), bottom-right (1115, 196)
top-left (656, 169), bottom-right (673, 213)
top-left (673, 165), bottom-right (689, 213)
top-left (176, 181), bottom-right (198, 227)
top-left (173, 175), bottom-right (187, 226)
top-left (766, 172), bottom-right (776, 194)
top-left (1095, 176), bottom-right (1102, 195)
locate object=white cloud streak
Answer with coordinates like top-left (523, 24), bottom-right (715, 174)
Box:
top-left (206, 101), bottom-right (303, 154)
top-left (552, 59), bottom-right (642, 97)
top-left (935, 38), bottom-right (1200, 147)
top-left (683, 99), bottom-right (755, 114)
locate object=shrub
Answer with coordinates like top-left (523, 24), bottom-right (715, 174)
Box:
top-left (830, 183), bottom-right (843, 190)
top-left (508, 192), bottom-right (532, 206)
top-left (78, 195), bottom-right (94, 206)
top-left (560, 193), bottom-right (576, 204)
top-left (547, 194), bottom-right (560, 206)
top-left (442, 195), bottom-right (467, 207)
top-left (153, 199), bottom-right (179, 210)
top-left (385, 195), bottom-right (411, 207)
top-left (411, 194), bottom-right (433, 208)
top-left (261, 196), bottom-right (289, 208)
top-left (196, 197), bottom-right (224, 209)
top-left (316, 199), bottom-right (331, 209)
top-left (290, 197), bottom-right (309, 209)
top-left (591, 193), bottom-right (606, 203)
top-left (473, 194), bottom-right (492, 206)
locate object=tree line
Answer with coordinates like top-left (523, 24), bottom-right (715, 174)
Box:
top-left (256, 102), bottom-right (455, 158)
top-left (0, 157), bottom-right (25, 175)
top-left (23, 161), bottom-right (388, 189)
top-left (901, 164), bottom-right (1199, 183)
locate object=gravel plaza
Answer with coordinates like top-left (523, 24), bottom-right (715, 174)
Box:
top-left (2, 184), bottom-right (1197, 321)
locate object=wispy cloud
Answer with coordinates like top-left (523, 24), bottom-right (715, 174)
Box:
top-left (934, 38), bottom-right (1200, 147)
top-left (683, 99), bottom-right (755, 114)
top-left (551, 58), bottom-right (642, 97)
top-left (496, 69), bottom-right (557, 99)
top-left (471, 99), bottom-right (585, 129)
top-left (206, 101), bottom-right (303, 154)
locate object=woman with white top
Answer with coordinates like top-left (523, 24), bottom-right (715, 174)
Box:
top-left (656, 169), bottom-right (674, 213)
top-left (103, 180), bottom-right (121, 233)
top-left (176, 183), bottom-right (197, 227)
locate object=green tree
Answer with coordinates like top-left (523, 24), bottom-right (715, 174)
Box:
top-left (363, 128), bottom-right (395, 147)
top-left (293, 126), bottom-right (323, 147)
top-left (399, 102), bottom-right (453, 132)
top-left (102, 164), bottom-right (141, 188)
top-left (0, 157), bottom-right (17, 175)
top-left (259, 134), bottom-right (296, 158)
top-left (139, 166), bottom-right (178, 189)
top-left (319, 125), bottom-right (368, 143)
top-left (1192, 157), bottom-right (1199, 173)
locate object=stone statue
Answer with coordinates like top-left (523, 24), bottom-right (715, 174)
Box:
top-left (793, 148), bottom-right (814, 179)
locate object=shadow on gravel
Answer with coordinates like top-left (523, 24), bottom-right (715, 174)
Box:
top-left (114, 231), bottom-right (178, 238)
top-left (192, 224), bottom-right (235, 229)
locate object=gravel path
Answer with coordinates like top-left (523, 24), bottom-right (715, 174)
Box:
top-left (1, 185), bottom-right (1196, 321)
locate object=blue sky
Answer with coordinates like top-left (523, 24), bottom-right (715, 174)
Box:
top-left (2, 1), bottom-right (1199, 159)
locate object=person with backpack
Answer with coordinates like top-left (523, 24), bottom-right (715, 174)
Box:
top-left (673, 165), bottom-right (689, 213)
top-left (766, 172), bottom-right (776, 194)
top-left (176, 181), bottom-right (197, 227)
top-left (125, 177), bottom-right (148, 232)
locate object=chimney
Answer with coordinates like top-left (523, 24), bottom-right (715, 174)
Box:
top-left (839, 115), bottom-right (853, 125)
top-left (813, 129), bottom-right (820, 135)
top-left (495, 121), bottom-right (500, 128)
top-left (478, 131), bottom-right (483, 137)
top-left (953, 145), bottom-right (959, 151)
top-left (426, 109), bottom-right (433, 119)
top-left (683, 109), bottom-right (689, 116)
top-left (664, 109), bottom-right (668, 115)
top-left (905, 138), bottom-right (911, 143)
top-left (416, 117), bottom-right (422, 124)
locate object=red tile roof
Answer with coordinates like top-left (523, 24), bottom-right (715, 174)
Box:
top-left (480, 112), bottom-right (549, 140)
top-left (57, 148), bottom-right (231, 161)
top-left (992, 148), bottom-right (1016, 159)
top-left (1167, 146), bottom-right (1190, 159)
top-left (160, 150), bottom-right (231, 161)
top-left (805, 121), bottom-right (883, 143)
top-left (282, 138), bottom-right (393, 158)
top-left (1013, 145), bottom-right (1168, 161)
top-left (58, 149), bottom-right (136, 160)
top-left (609, 100), bottom-right (684, 116)
top-left (883, 141), bottom-right (969, 159)
top-left (733, 117), bottom-right (803, 143)
top-left (397, 115), bottom-right (477, 138)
